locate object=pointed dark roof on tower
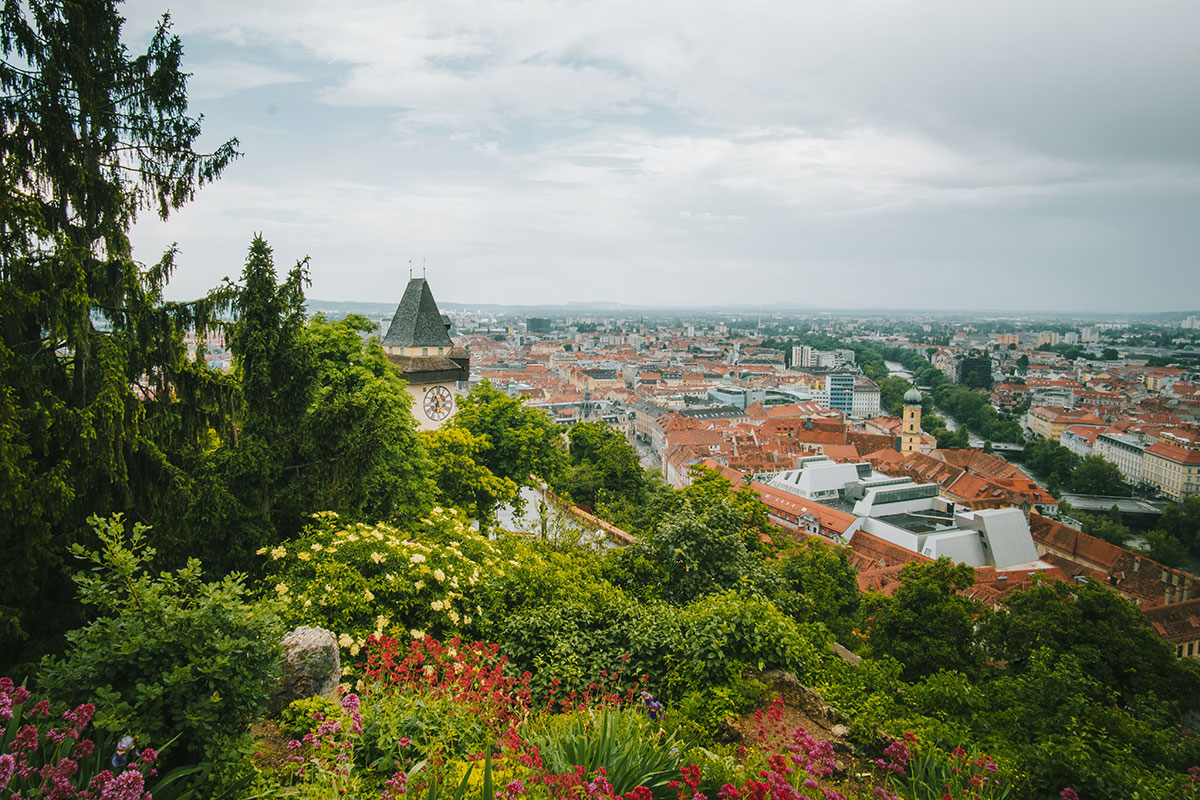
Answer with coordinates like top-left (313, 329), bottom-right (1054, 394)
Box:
top-left (382, 278), bottom-right (454, 349)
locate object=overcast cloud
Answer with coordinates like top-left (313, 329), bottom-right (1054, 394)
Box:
top-left (121, 0), bottom-right (1200, 312)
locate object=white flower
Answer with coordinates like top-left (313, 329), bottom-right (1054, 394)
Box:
top-left (274, 583), bottom-right (289, 594)
top-left (433, 568), bottom-right (446, 582)
top-left (364, 589), bottom-right (375, 602)
top-left (311, 543), bottom-right (323, 551)
top-left (371, 551), bottom-right (386, 564)
top-left (414, 581), bottom-right (425, 591)
top-left (270, 546), bottom-right (287, 559)
top-left (448, 610), bottom-right (460, 624)
top-left (410, 629), bottom-right (425, 639)
top-left (410, 553), bottom-right (426, 564)
top-left (338, 633), bottom-right (353, 648)
top-left (375, 615), bottom-right (391, 631)
top-left (431, 599), bottom-right (444, 611)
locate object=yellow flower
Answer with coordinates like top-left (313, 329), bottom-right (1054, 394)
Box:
top-left (274, 583), bottom-right (289, 594)
top-left (385, 572), bottom-right (396, 582)
top-left (347, 534), bottom-right (359, 542)
top-left (297, 552), bottom-right (311, 561)
top-left (370, 552), bottom-right (386, 564)
top-left (338, 633), bottom-right (353, 648)
top-left (464, 615), bottom-right (472, 625)
top-left (372, 531), bottom-right (385, 541)
top-left (431, 599), bottom-right (444, 611)
top-left (414, 580), bottom-right (425, 591)
top-left (270, 546), bottom-right (287, 559)
top-left (255, 547), bottom-right (267, 555)
top-left (311, 543), bottom-right (323, 551)
top-left (350, 643), bottom-right (361, 657)
top-left (364, 589), bottom-right (375, 602)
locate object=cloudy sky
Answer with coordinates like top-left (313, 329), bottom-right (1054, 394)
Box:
top-left (121, 0), bottom-right (1200, 312)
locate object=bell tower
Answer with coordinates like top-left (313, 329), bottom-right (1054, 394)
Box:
top-left (381, 278), bottom-right (470, 431)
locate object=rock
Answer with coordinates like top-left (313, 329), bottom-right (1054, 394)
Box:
top-left (269, 626), bottom-right (341, 716)
top-left (831, 643), bottom-right (862, 666)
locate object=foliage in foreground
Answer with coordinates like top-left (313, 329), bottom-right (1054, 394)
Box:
top-left (37, 515), bottom-right (283, 774)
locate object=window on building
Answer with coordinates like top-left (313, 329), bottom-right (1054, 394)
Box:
top-left (422, 347), bottom-right (429, 355)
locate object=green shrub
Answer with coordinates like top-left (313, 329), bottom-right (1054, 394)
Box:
top-left (530, 706), bottom-right (681, 800)
top-left (264, 509), bottom-right (505, 659)
top-left (38, 515), bottom-right (284, 774)
top-left (278, 695), bottom-right (341, 740)
top-left (671, 591), bottom-right (823, 691)
top-left (671, 674), bottom-right (768, 744)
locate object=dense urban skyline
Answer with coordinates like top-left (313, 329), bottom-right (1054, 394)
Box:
top-left (122, 0), bottom-right (1200, 312)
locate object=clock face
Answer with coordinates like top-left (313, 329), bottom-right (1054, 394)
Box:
top-left (423, 386), bottom-right (454, 421)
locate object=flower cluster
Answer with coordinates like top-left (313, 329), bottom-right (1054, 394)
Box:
top-left (872, 733), bottom-right (1007, 800)
top-left (263, 511), bottom-right (505, 667)
top-left (638, 692), bottom-right (664, 722)
top-left (0, 677), bottom-right (160, 799)
top-left (262, 692), bottom-right (367, 796)
top-left (362, 636), bottom-right (533, 734)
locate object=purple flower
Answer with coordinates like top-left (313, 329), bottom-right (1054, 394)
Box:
top-left (0, 753), bottom-right (16, 792)
top-left (99, 769), bottom-right (146, 800)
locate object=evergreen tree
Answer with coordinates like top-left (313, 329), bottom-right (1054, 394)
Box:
top-left (0, 0), bottom-right (237, 662)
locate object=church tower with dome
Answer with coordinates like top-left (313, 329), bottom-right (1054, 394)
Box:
top-left (381, 277), bottom-right (469, 430)
top-left (899, 387), bottom-right (923, 453)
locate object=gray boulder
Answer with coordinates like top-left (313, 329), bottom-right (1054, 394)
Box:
top-left (269, 625), bottom-right (341, 716)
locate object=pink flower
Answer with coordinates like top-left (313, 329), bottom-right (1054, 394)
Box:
top-left (99, 768), bottom-right (147, 800)
top-left (1059, 790), bottom-right (1079, 800)
top-left (0, 753), bottom-right (16, 792)
top-left (12, 724), bottom-right (39, 751)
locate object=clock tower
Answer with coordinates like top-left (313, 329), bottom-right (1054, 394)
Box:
top-left (381, 278), bottom-right (470, 431)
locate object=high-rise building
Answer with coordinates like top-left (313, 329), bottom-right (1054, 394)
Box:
top-left (825, 370), bottom-right (855, 415)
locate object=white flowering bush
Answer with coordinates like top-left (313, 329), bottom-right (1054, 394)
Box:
top-left (262, 510), bottom-right (514, 666)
